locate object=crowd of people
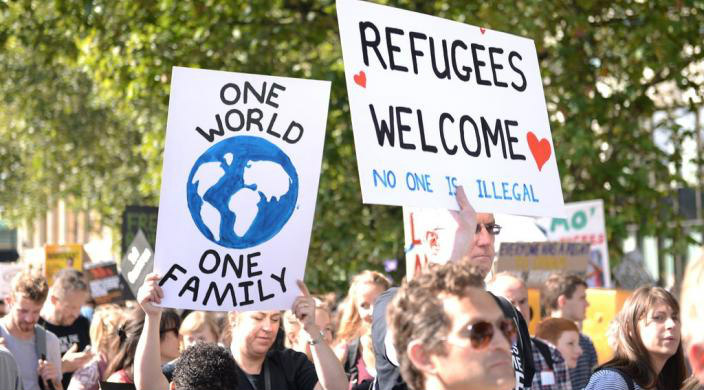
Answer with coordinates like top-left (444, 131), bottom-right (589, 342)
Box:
top-left (0, 190), bottom-right (703, 390)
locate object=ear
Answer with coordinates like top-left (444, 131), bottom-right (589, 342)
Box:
top-left (169, 381), bottom-right (176, 390)
top-left (688, 343), bottom-right (704, 383)
top-left (50, 294), bottom-right (59, 305)
top-left (557, 294), bottom-right (567, 309)
top-left (407, 339), bottom-right (437, 377)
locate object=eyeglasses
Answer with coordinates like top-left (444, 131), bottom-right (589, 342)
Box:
top-left (455, 318), bottom-right (517, 349)
top-left (476, 223), bottom-right (501, 235)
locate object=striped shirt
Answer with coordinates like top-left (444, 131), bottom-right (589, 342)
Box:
top-left (584, 369), bottom-right (644, 390)
top-left (529, 338), bottom-right (572, 390)
top-left (568, 333), bottom-right (597, 390)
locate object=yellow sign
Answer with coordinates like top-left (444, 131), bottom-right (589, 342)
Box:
top-left (495, 242), bottom-right (590, 272)
top-left (44, 244), bottom-right (84, 285)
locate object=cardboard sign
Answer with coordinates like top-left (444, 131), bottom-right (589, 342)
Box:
top-left (121, 205), bottom-right (158, 257)
top-left (154, 67), bottom-right (330, 311)
top-left (495, 242), bottom-right (590, 273)
top-left (403, 207), bottom-right (460, 280)
top-left (120, 230), bottom-right (154, 298)
top-left (337, 0), bottom-right (564, 217)
top-left (537, 200), bottom-right (611, 287)
top-left (0, 262), bottom-right (22, 298)
top-left (85, 261), bottom-right (133, 305)
top-left (44, 244), bottom-right (84, 286)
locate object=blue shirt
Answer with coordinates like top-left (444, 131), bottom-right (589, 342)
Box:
top-left (584, 369), bottom-right (644, 390)
top-left (569, 333), bottom-right (597, 390)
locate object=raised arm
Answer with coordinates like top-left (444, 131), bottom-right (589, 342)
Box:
top-left (134, 273), bottom-right (170, 390)
top-left (293, 280), bottom-right (348, 390)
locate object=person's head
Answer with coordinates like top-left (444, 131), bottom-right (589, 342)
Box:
top-left (465, 213), bottom-right (499, 278)
top-left (89, 303), bottom-right (126, 358)
top-left (170, 342), bottom-right (239, 390)
top-left (160, 309), bottom-right (182, 362)
top-left (284, 298), bottom-right (334, 359)
top-left (681, 254), bottom-right (704, 384)
top-left (179, 311), bottom-right (220, 351)
top-left (336, 270), bottom-right (391, 343)
top-left (388, 261), bottom-right (515, 390)
top-left (540, 272), bottom-right (588, 322)
top-left (228, 310), bottom-right (281, 359)
top-left (5, 270), bottom-right (49, 334)
top-left (535, 318), bottom-right (582, 369)
top-left (45, 269), bottom-right (90, 326)
top-left (487, 272), bottom-right (529, 321)
top-left (105, 308), bottom-right (146, 382)
top-left (607, 286), bottom-right (686, 390)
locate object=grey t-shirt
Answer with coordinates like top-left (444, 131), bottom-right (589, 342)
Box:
top-left (0, 323), bottom-right (62, 390)
top-left (0, 346), bottom-right (23, 390)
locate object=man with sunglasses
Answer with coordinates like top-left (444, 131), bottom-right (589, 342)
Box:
top-left (372, 187), bottom-right (535, 390)
top-left (388, 260), bottom-right (516, 390)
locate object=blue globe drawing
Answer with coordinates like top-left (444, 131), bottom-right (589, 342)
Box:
top-left (186, 136), bottom-right (299, 249)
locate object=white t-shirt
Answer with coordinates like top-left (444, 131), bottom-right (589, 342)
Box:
top-left (0, 323), bottom-right (62, 390)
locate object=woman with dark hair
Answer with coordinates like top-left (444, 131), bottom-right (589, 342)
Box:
top-left (585, 286), bottom-right (687, 390)
top-left (105, 308), bottom-right (181, 383)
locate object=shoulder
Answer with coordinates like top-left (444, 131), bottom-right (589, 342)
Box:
top-left (45, 328), bottom-right (61, 345)
top-left (585, 369), bottom-right (632, 390)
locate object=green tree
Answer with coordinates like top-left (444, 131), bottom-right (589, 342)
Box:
top-left (1, 0), bottom-right (702, 292)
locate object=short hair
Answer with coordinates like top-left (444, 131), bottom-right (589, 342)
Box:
top-left (388, 259), bottom-right (486, 390)
top-left (540, 272), bottom-right (587, 315)
top-left (172, 343), bottom-right (239, 390)
top-left (535, 318), bottom-right (579, 346)
top-left (11, 269), bottom-right (49, 303)
top-left (681, 254), bottom-right (704, 348)
top-left (160, 309), bottom-right (182, 342)
top-left (51, 269), bottom-right (89, 296)
top-left (179, 311), bottom-right (220, 346)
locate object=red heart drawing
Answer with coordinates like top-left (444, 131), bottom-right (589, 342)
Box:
top-left (353, 70), bottom-right (366, 88)
top-left (480, 27), bottom-right (486, 34)
top-left (526, 131), bottom-right (552, 171)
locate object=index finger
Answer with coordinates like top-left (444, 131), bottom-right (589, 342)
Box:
top-left (296, 280), bottom-right (311, 297)
top-left (455, 185), bottom-right (471, 211)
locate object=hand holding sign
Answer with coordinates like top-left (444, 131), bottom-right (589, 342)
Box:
top-left (448, 186), bottom-right (477, 262)
top-left (292, 280), bottom-right (317, 334)
top-left (137, 273), bottom-right (164, 317)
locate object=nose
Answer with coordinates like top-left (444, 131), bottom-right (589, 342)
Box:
top-left (261, 317), bottom-right (273, 332)
top-left (665, 317), bottom-right (676, 329)
top-left (490, 325), bottom-right (512, 352)
top-left (475, 226), bottom-right (492, 246)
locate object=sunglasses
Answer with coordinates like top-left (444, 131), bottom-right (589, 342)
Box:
top-left (476, 223), bottom-right (501, 235)
top-left (456, 318), bottom-right (517, 349)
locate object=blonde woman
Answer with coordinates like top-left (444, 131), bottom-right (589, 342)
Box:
top-left (179, 311), bottom-right (220, 351)
top-left (335, 270), bottom-right (391, 390)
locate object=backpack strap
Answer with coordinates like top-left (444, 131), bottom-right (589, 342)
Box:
top-left (34, 324), bottom-right (47, 360)
top-left (596, 367), bottom-right (635, 390)
top-left (531, 338), bottom-right (554, 371)
top-left (345, 337), bottom-right (361, 383)
top-left (490, 293), bottom-right (535, 387)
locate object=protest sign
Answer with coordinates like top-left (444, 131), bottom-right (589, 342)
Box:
top-left (495, 241), bottom-right (589, 281)
top-left (85, 261), bottom-right (133, 304)
top-left (537, 199), bottom-right (611, 287)
top-left (44, 244), bottom-right (84, 286)
top-left (403, 207), bottom-right (460, 280)
top-left (121, 205), bottom-right (158, 257)
top-left (154, 66), bottom-right (330, 311)
top-left (120, 230), bottom-right (153, 298)
top-left (0, 262), bottom-right (22, 298)
top-left (337, 0), bottom-right (564, 217)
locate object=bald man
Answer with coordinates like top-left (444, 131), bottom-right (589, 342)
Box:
top-left (488, 273), bottom-right (572, 390)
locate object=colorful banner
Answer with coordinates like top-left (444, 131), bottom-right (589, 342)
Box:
top-left (44, 244), bottom-right (83, 286)
top-left (537, 199), bottom-right (611, 287)
top-left (154, 67), bottom-right (330, 311)
top-left (337, 0), bottom-right (564, 217)
top-left (402, 207), bottom-right (460, 280)
top-left (85, 261), bottom-right (133, 305)
top-left (495, 242), bottom-right (590, 273)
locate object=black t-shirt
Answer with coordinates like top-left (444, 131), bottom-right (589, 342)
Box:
top-left (38, 315), bottom-right (91, 389)
top-left (236, 349), bottom-right (318, 390)
top-left (163, 348), bottom-right (318, 390)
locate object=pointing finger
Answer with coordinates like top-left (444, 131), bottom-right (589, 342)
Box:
top-left (297, 280), bottom-right (311, 297)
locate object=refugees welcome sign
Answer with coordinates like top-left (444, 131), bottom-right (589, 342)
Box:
top-left (337, 0), bottom-right (564, 217)
top-left (154, 67), bottom-right (330, 311)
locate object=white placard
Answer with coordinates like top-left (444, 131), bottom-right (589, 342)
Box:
top-left (537, 199), bottom-right (611, 287)
top-left (0, 263), bottom-right (22, 299)
top-left (402, 207), bottom-right (459, 280)
top-left (154, 67), bottom-right (331, 311)
top-left (337, 0), bottom-right (564, 217)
